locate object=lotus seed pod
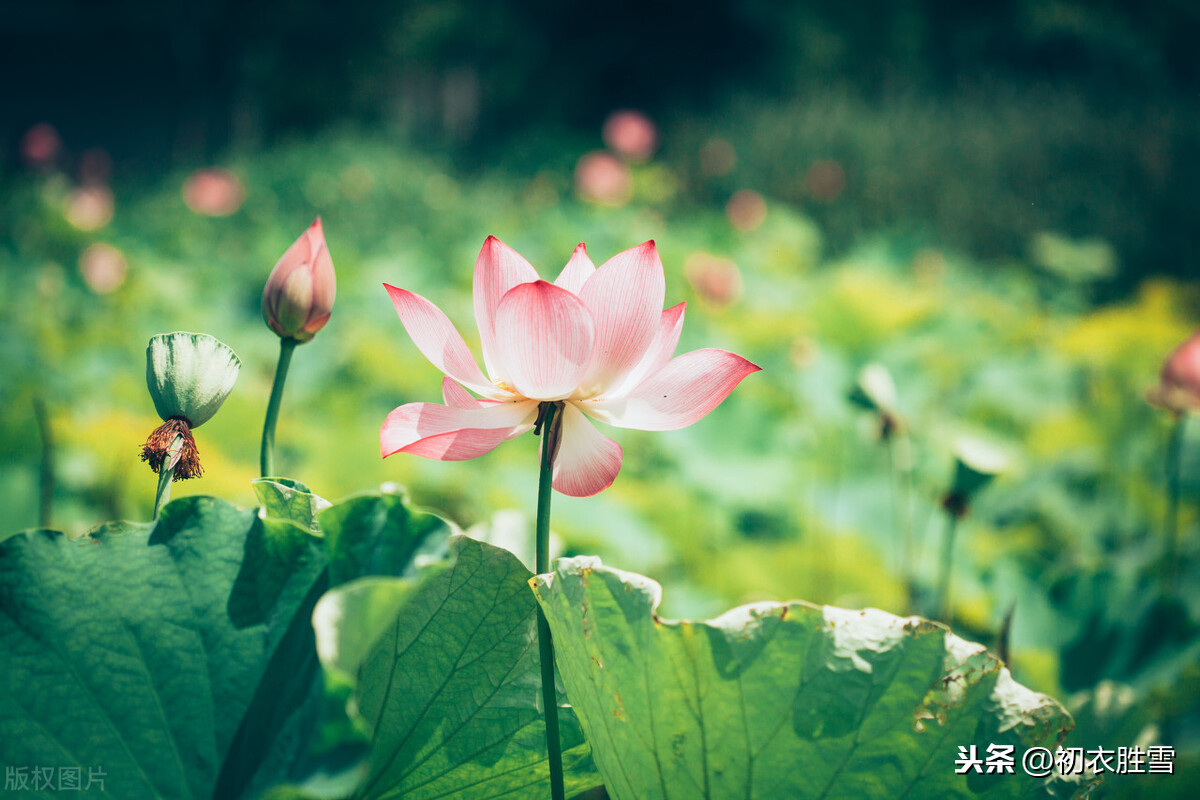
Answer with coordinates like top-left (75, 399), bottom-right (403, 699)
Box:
top-left (950, 436), bottom-right (1009, 501)
top-left (141, 332), bottom-right (240, 481)
top-left (849, 363), bottom-right (898, 415)
top-left (145, 332), bottom-right (241, 427)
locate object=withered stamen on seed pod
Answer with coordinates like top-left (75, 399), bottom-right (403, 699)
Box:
top-left (140, 417), bottom-right (203, 480)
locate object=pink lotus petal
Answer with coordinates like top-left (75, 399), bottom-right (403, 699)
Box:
top-left (473, 236), bottom-right (539, 381)
top-left (493, 281), bottom-right (595, 400)
top-left (553, 243), bottom-right (596, 295)
top-left (385, 284), bottom-right (502, 398)
top-left (582, 348), bottom-right (761, 430)
top-left (606, 302), bottom-right (686, 399)
top-left (442, 377), bottom-right (481, 409)
top-left (381, 400), bottom-right (538, 460)
top-left (551, 403), bottom-right (623, 497)
top-left (577, 241), bottom-right (665, 393)
top-left (441, 376), bottom-right (503, 408)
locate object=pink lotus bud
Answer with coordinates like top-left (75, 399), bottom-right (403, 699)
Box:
top-left (262, 218), bottom-right (336, 343)
top-left (1148, 330), bottom-right (1200, 413)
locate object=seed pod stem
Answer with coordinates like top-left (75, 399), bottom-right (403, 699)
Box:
top-left (152, 433), bottom-right (184, 518)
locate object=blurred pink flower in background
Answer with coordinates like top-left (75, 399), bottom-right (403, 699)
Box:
top-left (64, 186), bottom-right (114, 231)
top-left (684, 252), bottom-right (743, 307)
top-left (382, 237), bottom-right (760, 496)
top-left (1148, 330), bottom-right (1200, 413)
top-left (262, 218), bottom-right (337, 342)
top-left (575, 151), bottom-right (632, 206)
top-left (602, 110), bottom-right (658, 161)
top-left (20, 123), bottom-right (62, 169)
top-left (726, 189), bottom-right (767, 231)
top-left (804, 159), bottom-right (846, 202)
top-left (78, 243), bottom-right (128, 294)
top-left (183, 168), bottom-right (245, 217)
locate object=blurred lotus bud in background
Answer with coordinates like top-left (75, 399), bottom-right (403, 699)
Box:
top-left (1147, 329), bottom-right (1200, 414)
top-left (20, 123), bottom-right (62, 170)
top-left (574, 151), bottom-right (632, 206)
top-left (262, 217), bottom-right (336, 342)
top-left (849, 363), bottom-right (903, 439)
top-left (64, 185), bottom-right (114, 231)
top-left (726, 189), bottom-right (767, 231)
top-left (685, 252), bottom-right (743, 307)
top-left (183, 168), bottom-right (245, 217)
top-left (78, 243), bottom-right (128, 294)
top-left (804, 159), bottom-right (846, 203)
top-left (849, 363), bottom-right (898, 414)
top-left (602, 109), bottom-right (658, 161)
top-left (945, 436), bottom-right (1010, 516)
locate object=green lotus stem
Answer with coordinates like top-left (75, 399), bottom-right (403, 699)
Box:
top-left (934, 512), bottom-right (960, 622)
top-left (1165, 413), bottom-right (1186, 594)
top-left (33, 397), bottom-right (54, 528)
top-left (153, 434), bottom-right (184, 518)
top-left (534, 403), bottom-right (565, 800)
top-left (886, 434), bottom-right (914, 580)
top-left (260, 337), bottom-right (297, 477)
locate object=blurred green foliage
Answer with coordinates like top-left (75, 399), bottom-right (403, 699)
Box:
top-left (1, 127), bottom-right (1198, 795)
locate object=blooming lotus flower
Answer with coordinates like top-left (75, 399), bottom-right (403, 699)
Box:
top-left (262, 217), bottom-right (336, 343)
top-left (382, 237), bottom-right (761, 496)
top-left (1147, 329), bottom-right (1200, 414)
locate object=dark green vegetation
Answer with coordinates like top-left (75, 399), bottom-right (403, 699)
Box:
top-left (5, 0), bottom-right (1200, 281)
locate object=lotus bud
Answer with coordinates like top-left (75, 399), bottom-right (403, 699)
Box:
top-left (141, 332), bottom-right (240, 479)
top-left (1147, 329), bottom-right (1200, 415)
top-left (943, 436), bottom-right (1009, 517)
top-left (848, 363), bottom-right (903, 438)
top-left (262, 217), bottom-right (336, 343)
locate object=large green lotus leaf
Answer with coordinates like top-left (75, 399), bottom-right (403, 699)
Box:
top-left (310, 534), bottom-right (600, 800)
top-left (534, 557), bottom-right (1092, 800)
top-left (0, 496), bottom-right (323, 800)
top-left (318, 486), bottom-right (454, 588)
top-left (221, 486), bottom-right (463, 800)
